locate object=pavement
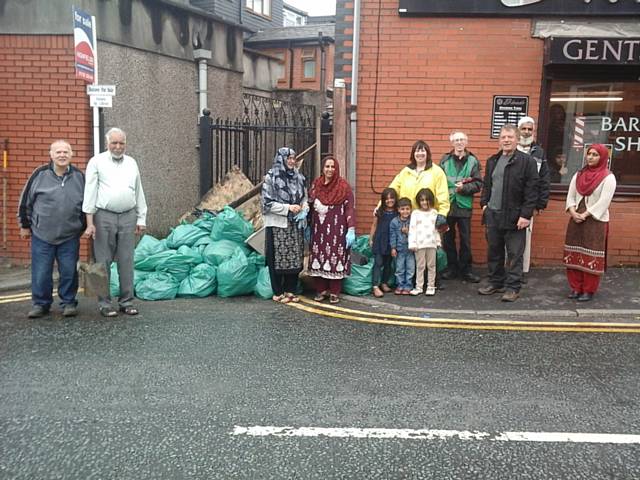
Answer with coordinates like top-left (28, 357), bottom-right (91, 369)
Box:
top-left (2, 263), bottom-right (639, 321)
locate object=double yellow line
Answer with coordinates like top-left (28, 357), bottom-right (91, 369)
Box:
top-left (290, 297), bottom-right (640, 334)
top-left (0, 291), bottom-right (31, 304)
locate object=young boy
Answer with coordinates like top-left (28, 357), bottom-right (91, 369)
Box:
top-left (389, 197), bottom-right (414, 294)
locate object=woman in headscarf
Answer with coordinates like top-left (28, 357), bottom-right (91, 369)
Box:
top-left (308, 157), bottom-right (355, 304)
top-left (261, 147), bottom-right (308, 303)
top-left (563, 144), bottom-right (617, 302)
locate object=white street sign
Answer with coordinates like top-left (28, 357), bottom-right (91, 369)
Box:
top-left (89, 95), bottom-right (112, 108)
top-left (86, 84), bottom-right (116, 96)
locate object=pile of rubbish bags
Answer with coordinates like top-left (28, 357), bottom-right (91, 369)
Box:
top-left (116, 206), bottom-right (447, 301)
top-left (111, 206), bottom-right (275, 301)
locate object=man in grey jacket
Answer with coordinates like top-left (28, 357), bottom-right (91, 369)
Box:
top-left (18, 140), bottom-right (85, 318)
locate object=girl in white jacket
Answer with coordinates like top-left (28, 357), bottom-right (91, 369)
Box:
top-left (409, 188), bottom-right (441, 296)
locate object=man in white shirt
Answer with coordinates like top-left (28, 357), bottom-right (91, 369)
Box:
top-left (83, 128), bottom-right (147, 317)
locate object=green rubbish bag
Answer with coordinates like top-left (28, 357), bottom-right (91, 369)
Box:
top-left (134, 234), bottom-right (167, 263)
top-left (135, 272), bottom-right (180, 301)
top-left (135, 249), bottom-right (175, 272)
top-left (165, 224), bottom-right (209, 249)
top-left (254, 266), bottom-right (274, 299)
top-left (352, 235), bottom-right (373, 259)
top-left (110, 262), bottom-right (120, 297)
top-left (133, 270), bottom-right (151, 291)
top-left (343, 260), bottom-right (374, 296)
top-left (202, 239), bottom-right (248, 266)
top-left (217, 247), bottom-right (258, 297)
top-left (178, 263), bottom-right (218, 298)
top-left (436, 247), bottom-right (448, 272)
top-left (210, 206), bottom-right (254, 243)
top-left (156, 245), bottom-right (203, 281)
top-left (192, 211), bottom-right (216, 233)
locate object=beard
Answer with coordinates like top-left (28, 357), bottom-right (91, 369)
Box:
top-left (111, 152), bottom-right (124, 160)
top-left (519, 136), bottom-right (533, 147)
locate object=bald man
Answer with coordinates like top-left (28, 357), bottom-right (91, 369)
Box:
top-left (18, 140), bottom-right (85, 318)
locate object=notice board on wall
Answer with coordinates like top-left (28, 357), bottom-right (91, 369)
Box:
top-left (491, 96), bottom-right (529, 138)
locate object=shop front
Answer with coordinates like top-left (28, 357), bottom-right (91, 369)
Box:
top-left (344, 0), bottom-right (640, 265)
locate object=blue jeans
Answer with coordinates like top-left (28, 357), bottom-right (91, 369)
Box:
top-left (31, 234), bottom-right (80, 308)
top-left (394, 250), bottom-right (415, 290)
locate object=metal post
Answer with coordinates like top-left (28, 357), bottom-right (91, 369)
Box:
top-left (198, 109), bottom-right (213, 198)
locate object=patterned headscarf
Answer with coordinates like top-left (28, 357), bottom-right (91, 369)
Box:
top-left (576, 144), bottom-right (611, 197)
top-left (262, 147), bottom-right (306, 214)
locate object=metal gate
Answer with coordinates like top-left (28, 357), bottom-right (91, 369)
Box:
top-left (198, 94), bottom-right (317, 197)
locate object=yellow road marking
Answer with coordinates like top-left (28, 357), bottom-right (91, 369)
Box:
top-left (298, 297), bottom-right (640, 329)
top-left (291, 298), bottom-right (640, 334)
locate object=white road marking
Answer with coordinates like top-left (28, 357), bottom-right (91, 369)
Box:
top-left (231, 426), bottom-right (640, 445)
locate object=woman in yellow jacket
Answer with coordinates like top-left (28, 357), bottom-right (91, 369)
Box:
top-left (388, 140), bottom-right (450, 217)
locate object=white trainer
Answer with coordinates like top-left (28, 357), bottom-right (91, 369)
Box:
top-left (409, 288), bottom-right (422, 296)
top-left (425, 287), bottom-right (436, 296)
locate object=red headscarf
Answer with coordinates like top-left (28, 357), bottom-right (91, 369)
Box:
top-left (576, 144), bottom-right (611, 196)
top-left (310, 157), bottom-right (352, 205)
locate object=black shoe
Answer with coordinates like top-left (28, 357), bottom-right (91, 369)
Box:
top-left (567, 291), bottom-right (580, 299)
top-left (27, 305), bottom-right (50, 318)
top-left (441, 270), bottom-right (457, 280)
top-left (478, 285), bottom-right (505, 295)
top-left (577, 293), bottom-right (594, 302)
top-left (62, 305), bottom-right (78, 317)
top-left (462, 273), bottom-right (481, 283)
top-left (521, 275), bottom-right (528, 285)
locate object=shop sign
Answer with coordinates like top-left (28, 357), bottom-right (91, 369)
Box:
top-left (547, 38), bottom-right (640, 65)
top-left (601, 116), bottom-right (640, 152)
top-left (398, 0), bottom-right (640, 17)
top-left (490, 96), bottom-right (528, 139)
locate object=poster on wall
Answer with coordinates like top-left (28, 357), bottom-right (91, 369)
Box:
top-left (72, 7), bottom-right (96, 83)
top-left (490, 96), bottom-right (528, 139)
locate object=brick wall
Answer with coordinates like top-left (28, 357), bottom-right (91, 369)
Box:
top-left (351, 1), bottom-right (640, 266)
top-left (262, 44), bottom-right (335, 92)
top-left (0, 35), bottom-right (92, 265)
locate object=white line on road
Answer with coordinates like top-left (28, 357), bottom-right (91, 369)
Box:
top-left (231, 426), bottom-right (640, 445)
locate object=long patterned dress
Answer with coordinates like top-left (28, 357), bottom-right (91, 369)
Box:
top-left (308, 191), bottom-right (355, 280)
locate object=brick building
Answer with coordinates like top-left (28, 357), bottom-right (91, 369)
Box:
top-left (336, 0), bottom-right (640, 266)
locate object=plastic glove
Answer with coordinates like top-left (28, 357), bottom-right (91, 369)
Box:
top-left (294, 208), bottom-right (308, 222)
top-left (345, 227), bottom-right (356, 249)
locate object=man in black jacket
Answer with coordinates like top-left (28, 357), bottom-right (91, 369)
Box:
top-left (478, 125), bottom-right (538, 302)
top-left (18, 140), bottom-right (85, 318)
top-left (517, 116), bottom-right (550, 277)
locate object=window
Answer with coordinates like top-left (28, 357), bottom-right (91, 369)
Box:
top-left (543, 78), bottom-right (640, 191)
top-left (246, 0), bottom-right (270, 17)
top-left (302, 48), bottom-right (316, 79)
top-left (273, 51), bottom-right (286, 81)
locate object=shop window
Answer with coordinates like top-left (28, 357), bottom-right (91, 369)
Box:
top-left (544, 79), bottom-right (640, 191)
top-left (246, 0), bottom-right (270, 17)
top-left (302, 48), bottom-right (316, 79)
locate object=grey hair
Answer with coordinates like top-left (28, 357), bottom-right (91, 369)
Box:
top-left (501, 124), bottom-right (521, 139)
top-left (49, 140), bottom-right (72, 153)
top-left (449, 131), bottom-right (468, 142)
top-left (105, 127), bottom-right (126, 143)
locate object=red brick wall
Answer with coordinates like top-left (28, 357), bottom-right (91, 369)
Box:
top-left (0, 35), bottom-right (92, 265)
top-left (263, 44), bottom-right (335, 92)
top-left (354, 3), bottom-right (640, 266)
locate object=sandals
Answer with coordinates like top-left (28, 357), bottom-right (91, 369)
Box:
top-left (285, 293), bottom-right (300, 303)
top-left (119, 305), bottom-right (139, 316)
top-left (272, 294), bottom-right (292, 304)
top-left (329, 294), bottom-right (340, 304)
top-left (313, 291), bottom-right (329, 302)
top-left (99, 306), bottom-right (118, 318)
top-left (372, 286), bottom-right (384, 298)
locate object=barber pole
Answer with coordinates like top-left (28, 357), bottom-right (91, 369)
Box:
top-left (573, 115), bottom-right (585, 148)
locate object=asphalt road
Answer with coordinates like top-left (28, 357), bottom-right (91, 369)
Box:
top-left (1, 295), bottom-right (640, 479)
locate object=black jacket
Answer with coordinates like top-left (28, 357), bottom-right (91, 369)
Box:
top-left (480, 150), bottom-right (538, 230)
top-left (528, 142), bottom-right (550, 210)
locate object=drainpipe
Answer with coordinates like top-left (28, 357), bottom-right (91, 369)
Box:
top-left (319, 31), bottom-right (326, 96)
top-left (288, 41), bottom-right (294, 89)
top-left (194, 49), bottom-right (212, 115)
top-left (348, 0), bottom-right (361, 191)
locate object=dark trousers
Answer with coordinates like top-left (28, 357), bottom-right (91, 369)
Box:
top-left (315, 277), bottom-right (342, 296)
top-left (31, 234), bottom-right (80, 308)
top-left (486, 211), bottom-right (526, 292)
top-left (372, 253), bottom-right (393, 286)
top-left (443, 216), bottom-right (473, 275)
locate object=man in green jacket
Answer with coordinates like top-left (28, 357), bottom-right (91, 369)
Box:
top-left (439, 131), bottom-right (483, 283)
